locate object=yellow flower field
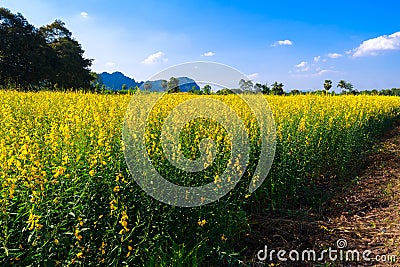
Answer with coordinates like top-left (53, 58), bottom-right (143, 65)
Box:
top-left (1, 90), bottom-right (400, 266)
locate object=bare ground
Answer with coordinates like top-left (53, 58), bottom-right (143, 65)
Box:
top-left (242, 122), bottom-right (400, 266)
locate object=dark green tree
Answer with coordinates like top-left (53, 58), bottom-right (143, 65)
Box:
top-left (167, 77), bottom-right (180, 93)
top-left (345, 82), bottom-right (353, 93)
top-left (161, 79), bottom-right (168, 91)
top-left (143, 81), bottom-right (152, 91)
top-left (202, 84), bottom-right (211, 95)
top-left (337, 80), bottom-right (347, 94)
top-left (0, 9), bottom-right (93, 90)
top-left (290, 89), bottom-right (301, 95)
top-left (39, 20), bottom-right (93, 89)
top-left (271, 81), bottom-right (284, 95)
top-left (0, 8), bottom-right (48, 89)
top-left (261, 83), bottom-right (270, 94)
top-left (323, 80), bottom-right (332, 94)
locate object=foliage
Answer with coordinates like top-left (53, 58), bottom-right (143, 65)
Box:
top-left (255, 82), bottom-right (271, 94)
top-left (143, 82), bottom-right (152, 91)
top-left (239, 79), bottom-right (254, 92)
top-left (161, 80), bottom-right (168, 91)
top-left (167, 77), bottom-right (180, 93)
top-left (271, 82), bottom-right (284, 95)
top-left (215, 88), bottom-right (235, 95)
top-left (0, 9), bottom-right (92, 90)
top-left (1, 91), bottom-right (400, 266)
top-left (202, 84), bottom-right (212, 95)
top-left (290, 89), bottom-right (301, 95)
top-left (337, 80), bottom-right (354, 93)
top-left (323, 79), bottom-right (332, 93)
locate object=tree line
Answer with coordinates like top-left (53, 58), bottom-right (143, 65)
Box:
top-left (127, 76), bottom-right (400, 96)
top-left (0, 8), bottom-right (93, 90)
top-left (188, 79), bottom-right (400, 96)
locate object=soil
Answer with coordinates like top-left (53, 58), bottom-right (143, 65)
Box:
top-left (243, 122), bottom-right (400, 266)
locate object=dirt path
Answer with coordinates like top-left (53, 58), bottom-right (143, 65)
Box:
top-left (319, 122), bottom-right (400, 266)
top-left (243, 123), bottom-right (400, 266)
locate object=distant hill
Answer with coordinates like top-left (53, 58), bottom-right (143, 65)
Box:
top-left (98, 71), bottom-right (200, 92)
top-left (98, 71), bottom-right (142, 90)
top-left (174, 77), bottom-right (200, 92)
top-left (143, 77), bottom-right (200, 92)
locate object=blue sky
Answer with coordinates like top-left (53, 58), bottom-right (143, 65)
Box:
top-left (2, 0), bottom-right (400, 91)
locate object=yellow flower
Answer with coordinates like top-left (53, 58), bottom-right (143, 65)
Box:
top-left (74, 229), bottom-right (82, 241)
top-left (27, 212), bottom-right (41, 231)
top-left (109, 199), bottom-right (118, 214)
top-left (119, 210), bottom-right (129, 233)
top-left (197, 219), bottom-right (206, 227)
top-left (221, 234), bottom-right (227, 241)
top-left (89, 169), bottom-right (95, 176)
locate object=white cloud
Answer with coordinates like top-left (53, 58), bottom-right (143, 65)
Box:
top-left (291, 69), bottom-right (338, 78)
top-left (313, 56), bottom-right (321, 62)
top-left (141, 51), bottom-right (168, 65)
top-left (272, 40), bottom-right (293, 46)
top-left (327, 53), bottom-right (343, 59)
top-left (80, 12), bottom-right (89, 18)
top-left (105, 62), bottom-right (115, 67)
top-left (295, 61), bottom-right (309, 72)
top-left (202, 51), bottom-right (215, 57)
top-left (315, 69), bottom-right (332, 75)
top-left (295, 61), bottom-right (307, 68)
top-left (247, 73), bottom-right (259, 79)
top-left (352, 32), bottom-right (400, 57)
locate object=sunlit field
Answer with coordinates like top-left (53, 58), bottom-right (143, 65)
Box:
top-left (1, 91), bottom-right (400, 265)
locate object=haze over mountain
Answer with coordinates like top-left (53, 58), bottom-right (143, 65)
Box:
top-left (98, 72), bottom-right (200, 92)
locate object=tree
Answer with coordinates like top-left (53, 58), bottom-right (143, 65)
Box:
top-left (122, 84), bottom-right (127, 91)
top-left (202, 84), bottom-right (211, 95)
top-left (337, 80), bottom-right (347, 94)
top-left (371, 89), bottom-right (379, 95)
top-left (0, 8), bottom-right (48, 89)
top-left (271, 82), bottom-right (284, 95)
top-left (161, 79), bottom-right (168, 91)
top-left (39, 20), bottom-right (93, 89)
top-left (337, 80), bottom-right (353, 94)
top-left (216, 88), bottom-right (234, 95)
top-left (345, 82), bottom-right (353, 93)
top-left (0, 9), bottom-right (93, 90)
top-left (188, 85), bottom-right (200, 94)
top-left (143, 81), bottom-right (152, 91)
top-left (290, 89), bottom-right (300, 95)
top-left (323, 80), bottom-right (332, 94)
top-left (260, 83), bottom-right (270, 94)
top-left (239, 79), bottom-right (254, 92)
top-left (239, 79), bottom-right (246, 91)
top-left (167, 77), bottom-right (180, 93)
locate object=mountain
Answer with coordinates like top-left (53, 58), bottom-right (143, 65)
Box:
top-left (174, 77), bottom-right (200, 92)
top-left (144, 77), bottom-right (200, 92)
top-left (98, 71), bottom-right (200, 92)
top-left (99, 71), bottom-right (142, 90)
